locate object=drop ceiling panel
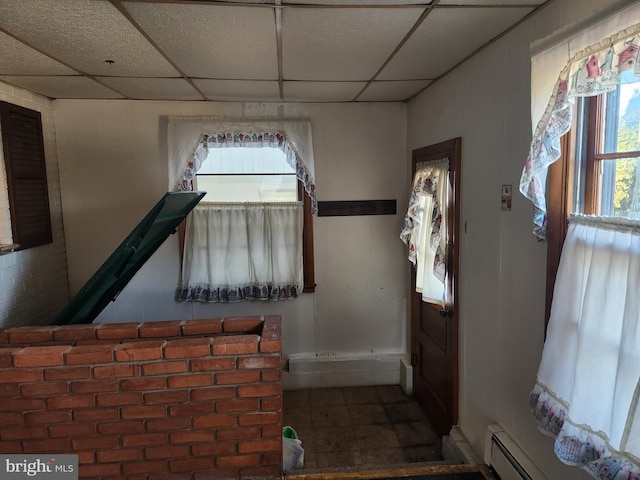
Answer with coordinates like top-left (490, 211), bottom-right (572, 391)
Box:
top-left (378, 6), bottom-right (533, 80)
top-left (282, 7), bottom-right (424, 81)
top-left (97, 78), bottom-right (204, 101)
top-left (284, 0), bottom-right (430, 4)
top-left (0, 32), bottom-right (76, 76)
top-left (0, 76), bottom-right (125, 100)
top-left (193, 79), bottom-right (281, 102)
top-left (0, 0), bottom-right (178, 77)
top-left (283, 81), bottom-right (366, 102)
top-left (357, 80), bottom-right (432, 102)
top-left (124, 2), bottom-right (278, 80)
top-left (439, 0), bottom-right (544, 4)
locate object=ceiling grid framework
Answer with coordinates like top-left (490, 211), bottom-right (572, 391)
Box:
top-left (0, 0), bottom-right (548, 103)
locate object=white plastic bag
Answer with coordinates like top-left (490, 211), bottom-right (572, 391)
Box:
top-left (282, 426), bottom-right (304, 472)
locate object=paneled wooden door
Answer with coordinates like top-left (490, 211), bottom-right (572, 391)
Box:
top-left (410, 137), bottom-right (461, 437)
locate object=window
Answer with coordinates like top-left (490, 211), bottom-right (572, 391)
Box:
top-left (0, 101), bottom-right (52, 250)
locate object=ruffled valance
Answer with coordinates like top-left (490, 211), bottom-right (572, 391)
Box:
top-left (520, 14), bottom-right (640, 239)
top-left (167, 116), bottom-right (317, 213)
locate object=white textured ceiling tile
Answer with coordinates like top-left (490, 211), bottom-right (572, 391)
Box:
top-left (282, 8), bottom-right (424, 80)
top-left (378, 7), bottom-right (533, 80)
top-left (439, 0), bottom-right (545, 4)
top-left (0, 76), bottom-right (125, 99)
top-left (283, 81), bottom-right (366, 102)
top-left (124, 2), bottom-right (278, 80)
top-left (356, 80), bottom-right (432, 102)
top-left (283, 0), bottom-right (430, 3)
top-left (0, 32), bottom-right (76, 75)
top-left (193, 79), bottom-right (281, 102)
top-left (97, 78), bottom-right (204, 101)
top-left (0, 0), bottom-right (178, 77)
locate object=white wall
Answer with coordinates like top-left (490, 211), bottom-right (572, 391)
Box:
top-left (0, 81), bottom-right (69, 327)
top-left (406, 0), bottom-right (630, 478)
top-left (53, 100), bottom-right (409, 388)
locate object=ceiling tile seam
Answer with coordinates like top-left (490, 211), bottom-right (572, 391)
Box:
top-left (275, 3), bottom-right (285, 99)
top-left (110, 0), bottom-right (210, 101)
top-left (406, 0), bottom-right (553, 102)
top-left (352, 0), bottom-right (440, 102)
top-left (0, 25), bottom-right (129, 101)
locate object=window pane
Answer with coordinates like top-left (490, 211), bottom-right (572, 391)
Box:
top-left (196, 175), bottom-right (298, 202)
top-left (599, 157), bottom-right (640, 218)
top-left (198, 147), bottom-right (295, 174)
top-left (603, 77), bottom-right (640, 154)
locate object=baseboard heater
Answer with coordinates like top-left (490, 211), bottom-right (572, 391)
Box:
top-left (484, 425), bottom-right (546, 480)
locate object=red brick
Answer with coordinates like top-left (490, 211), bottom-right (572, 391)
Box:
top-left (192, 414), bottom-right (236, 429)
top-left (150, 474), bottom-right (192, 480)
top-left (241, 465), bottom-right (282, 479)
top-left (181, 319), bottom-right (222, 336)
top-left (44, 366), bottom-right (89, 381)
top-left (169, 456), bottom-right (213, 473)
top-left (0, 368), bottom-right (42, 383)
top-left (0, 383), bottom-right (19, 397)
top-left (0, 329), bottom-right (8, 343)
top-left (261, 396), bottom-right (282, 411)
top-left (260, 316), bottom-right (281, 353)
top-left (139, 321), bottom-right (182, 338)
top-left (20, 381), bottom-right (67, 396)
top-left (78, 463), bottom-right (121, 478)
top-left (146, 416), bottom-right (190, 432)
top-left (164, 338), bottom-right (211, 359)
top-left (193, 468), bottom-right (238, 480)
top-left (144, 390), bottom-right (188, 405)
top-left (259, 338), bottom-right (281, 354)
top-left (143, 360), bottom-right (188, 376)
top-left (96, 448), bottom-right (143, 463)
top-left (98, 420), bottom-right (145, 435)
top-left (168, 373), bottom-right (212, 388)
top-left (49, 422), bottom-right (96, 438)
top-left (238, 411), bottom-right (281, 426)
top-left (216, 454), bottom-right (260, 468)
top-left (222, 316), bottom-right (263, 333)
top-left (0, 412), bottom-right (24, 426)
top-left (261, 370), bottom-right (281, 382)
top-left (215, 398), bottom-right (260, 413)
top-left (261, 425), bottom-right (281, 438)
top-left (0, 441), bottom-right (22, 453)
top-left (191, 386), bottom-right (235, 402)
top-left (1, 425), bottom-right (48, 440)
top-left (24, 438), bottom-right (71, 453)
top-left (93, 364), bottom-right (139, 378)
top-left (76, 451), bottom-right (95, 464)
top-left (7, 326), bottom-right (54, 344)
top-left (13, 345), bottom-right (69, 367)
top-left (25, 410), bottom-right (71, 425)
top-left (95, 391), bottom-right (142, 407)
top-left (120, 376), bottom-right (167, 391)
top-left (191, 357), bottom-right (235, 372)
top-left (238, 384), bottom-right (280, 398)
top-left (121, 405), bottom-right (166, 419)
top-left (0, 348), bottom-right (20, 368)
top-left (122, 460), bottom-right (168, 475)
top-left (52, 325), bottom-right (96, 342)
top-left (215, 371), bottom-right (260, 385)
top-left (238, 356), bottom-right (280, 369)
top-left (73, 408), bottom-right (118, 421)
top-left (238, 439), bottom-right (280, 454)
top-left (71, 435), bottom-right (119, 450)
top-left (122, 432), bottom-right (167, 447)
top-left (216, 426), bottom-right (260, 441)
top-left (116, 340), bottom-right (165, 362)
top-left (70, 379), bottom-right (118, 394)
top-left (169, 403), bottom-right (213, 417)
top-left (212, 335), bottom-right (258, 355)
top-left (0, 397), bottom-right (45, 411)
top-left (47, 394), bottom-right (95, 410)
top-left (145, 444), bottom-right (190, 459)
top-left (261, 451), bottom-right (281, 466)
top-left (190, 442), bottom-right (236, 457)
top-left (96, 323), bottom-right (140, 340)
top-left (169, 430), bottom-right (213, 444)
top-left (65, 344), bottom-right (114, 365)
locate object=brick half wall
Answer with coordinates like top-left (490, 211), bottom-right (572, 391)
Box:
top-left (0, 315), bottom-right (283, 480)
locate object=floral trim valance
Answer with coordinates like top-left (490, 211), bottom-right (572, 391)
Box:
top-left (520, 22), bottom-right (640, 240)
top-left (167, 117), bottom-right (317, 214)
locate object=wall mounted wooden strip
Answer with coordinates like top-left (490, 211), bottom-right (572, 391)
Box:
top-left (317, 200), bottom-right (396, 217)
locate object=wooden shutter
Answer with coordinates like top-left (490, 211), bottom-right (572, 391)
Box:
top-left (0, 101), bottom-right (52, 249)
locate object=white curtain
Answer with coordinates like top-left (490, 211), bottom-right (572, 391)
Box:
top-left (531, 214), bottom-right (640, 479)
top-left (400, 158), bottom-right (449, 307)
top-left (177, 202), bottom-right (303, 302)
top-left (167, 116), bottom-right (317, 212)
top-left (520, 3), bottom-right (640, 240)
